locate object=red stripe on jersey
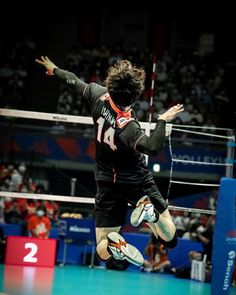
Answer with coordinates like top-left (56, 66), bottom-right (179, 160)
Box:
top-left (108, 97), bottom-right (134, 128)
top-left (109, 97), bottom-right (122, 113)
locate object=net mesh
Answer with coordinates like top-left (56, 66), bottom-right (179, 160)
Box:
top-left (0, 109), bottom-right (234, 206)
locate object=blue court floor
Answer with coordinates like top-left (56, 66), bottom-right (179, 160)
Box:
top-left (0, 264), bottom-right (236, 295)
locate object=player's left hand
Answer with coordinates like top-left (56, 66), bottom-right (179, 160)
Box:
top-left (158, 104), bottom-right (184, 122)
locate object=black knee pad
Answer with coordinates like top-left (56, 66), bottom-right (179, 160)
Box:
top-left (96, 251), bottom-right (112, 262)
top-left (158, 231), bottom-right (178, 249)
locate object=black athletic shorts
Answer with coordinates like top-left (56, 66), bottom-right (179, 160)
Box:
top-left (95, 179), bottom-right (168, 227)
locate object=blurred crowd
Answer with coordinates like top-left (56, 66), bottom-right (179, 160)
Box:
top-left (0, 39), bottom-right (232, 130)
top-left (56, 45), bottom-right (230, 130)
top-left (0, 37), bottom-right (36, 109)
top-left (0, 162), bottom-right (59, 228)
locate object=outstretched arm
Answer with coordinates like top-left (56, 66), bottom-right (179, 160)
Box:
top-left (35, 56), bottom-right (88, 94)
top-left (136, 104), bottom-right (184, 155)
top-left (121, 104), bottom-right (184, 156)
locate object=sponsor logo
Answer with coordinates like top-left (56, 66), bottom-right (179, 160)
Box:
top-left (172, 154), bottom-right (225, 165)
top-left (117, 117), bottom-right (133, 128)
top-left (226, 230), bottom-right (236, 244)
top-left (223, 251), bottom-right (235, 290)
top-left (52, 115), bottom-right (68, 121)
top-left (229, 251), bottom-right (236, 259)
top-left (118, 117), bottom-right (127, 124)
top-left (69, 226), bottom-right (91, 233)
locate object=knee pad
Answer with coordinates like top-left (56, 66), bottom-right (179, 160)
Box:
top-left (158, 231), bottom-right (178, 249)
top-left (95, 251), bottom-right (112, 262)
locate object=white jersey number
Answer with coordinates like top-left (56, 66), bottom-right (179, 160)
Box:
top-left (96, 117), bottom-right (117, 151)
top-left (23, 242), bottom-right (38, 263)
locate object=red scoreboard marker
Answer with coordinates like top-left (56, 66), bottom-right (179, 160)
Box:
top-left (5, 236), bottom-right (57, 267)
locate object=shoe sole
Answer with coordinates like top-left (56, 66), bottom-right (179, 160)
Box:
top-left (108, 232), bottom-right (144, 266)
top-left (131, 196), bottom-right (158, 226)
top-left (130, 205), bottom-right (146, 227)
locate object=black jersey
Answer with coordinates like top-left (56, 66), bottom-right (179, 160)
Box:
top-left (84, 82), bottom-right (156, 183)
top-left (54, 69), bottom-right (166, 184)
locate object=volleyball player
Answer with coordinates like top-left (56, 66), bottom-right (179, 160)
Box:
top-left (35, 56), bottom-right (184, 266)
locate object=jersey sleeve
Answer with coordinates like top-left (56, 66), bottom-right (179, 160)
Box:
top-left (119, 121), bottom-right (146, 150)
top-left (54, 69), bottom-right (108, 109)
top-left (83, 82), bottom-right (108, 108)
top-left (54, 68), bottom-right (88, 93)
top-left (120, 119), bottom-right (166, 156)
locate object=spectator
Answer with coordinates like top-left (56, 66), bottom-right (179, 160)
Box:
top-left (173, 211), bottom-right (190, 238)
top-left (207, 189), bottom-right (218, 211)
top-left (142, 233), bottom-right (172, 273)
top-left (44, 200), bottom-right (60, 226)
top-left (28, 205), bottom-right (51, 238)
top-left (26, 199), bottom-right (38, 220)
top-left (4, 198), bottom-right (23, 224)
top-left (188, 215), bottom-right (214, 265)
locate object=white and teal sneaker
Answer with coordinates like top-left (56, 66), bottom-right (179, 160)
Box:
top-left (107, 232), bottom-right (144, 266)
top-left (130, 196), bottom-right (159, 227)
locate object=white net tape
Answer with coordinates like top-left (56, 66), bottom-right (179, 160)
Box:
top-left (0, 191), bottom-right (216, 215)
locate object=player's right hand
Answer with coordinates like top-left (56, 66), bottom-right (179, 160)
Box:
top-left (35, 56), bottom-right (58, 75)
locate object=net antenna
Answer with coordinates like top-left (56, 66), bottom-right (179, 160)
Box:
top-left (146, 55), bottom-right (173, 201)
top-left (148, 55), bottom-right (157, 128)
top-left (144, 55), bottom-right (157, 165)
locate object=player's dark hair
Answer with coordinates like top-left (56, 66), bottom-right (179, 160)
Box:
top-left (104, 60), bottom-right (146, 107)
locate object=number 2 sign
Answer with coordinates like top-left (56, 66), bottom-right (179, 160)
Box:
top-left (23, 242), bottom-right (38, 263)
top-left (5, 236), bottom-right (57, 267)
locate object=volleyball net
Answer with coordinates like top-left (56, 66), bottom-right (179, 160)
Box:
top-left (0, 107), bottom-right (235, 218)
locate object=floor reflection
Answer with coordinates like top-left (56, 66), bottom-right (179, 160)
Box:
top-left (4, 265), bottom-right (54, 295)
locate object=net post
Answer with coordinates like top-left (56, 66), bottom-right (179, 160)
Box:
top-left (225, 129), bottom-right (235, 178)
top-left (211, 177), bottom-right (236, 294)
